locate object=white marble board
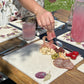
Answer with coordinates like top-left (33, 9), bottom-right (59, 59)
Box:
top-left (2, 40), bottom-right (83, 84)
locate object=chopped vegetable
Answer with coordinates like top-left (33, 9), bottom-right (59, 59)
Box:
top-left (66, 52), bottom-right (73, 57)
top-left (51, 53), bottom-right (59, 59)
top-left (72, 51), bottom-right (79, 56)
top-left (66, 51), bottom-right (79, 60)
top-left (43, 72), bottom-right (51, 81)
top-left (70, 54), bottom-right (77, 60)
top-left (35, 72), bottom-right (46, 79)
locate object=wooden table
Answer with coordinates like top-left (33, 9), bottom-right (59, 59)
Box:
top-left (0, 9), bottom-right (84, 84)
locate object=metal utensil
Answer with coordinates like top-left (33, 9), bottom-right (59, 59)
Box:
top-left (0, 40), bottom-right (27, 55)
top-left (56, 41), bottom-right (73, 52)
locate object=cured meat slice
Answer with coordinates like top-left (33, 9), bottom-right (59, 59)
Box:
top-left (53, 57), bottom-right (74, 70)
top-left (53, 58), bottom-right (64, 68)
top-left (41, 36), bottom-right (57, 50)
top-left (47, 30), bottom-right (56, 41)
top-left (63, 59), bottom-right (74, 69)
top-left (41, 36), bottom-right (65, 53)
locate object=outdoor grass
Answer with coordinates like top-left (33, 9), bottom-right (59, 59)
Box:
top-left (44, 0), bottom-right (74, 12)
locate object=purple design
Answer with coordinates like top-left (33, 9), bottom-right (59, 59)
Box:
top-left (0, 25), bottom-right (20, 38)
top-left (7, 34), bottom-right (11, 36)
top-left (63, 32), bottom-right (75, 42)
top-left (13, 29), bottom-right (16, 30)
top-left (0, 35), bottom-right (5, 37)
top-left (0, 27), bottom-right (2, 29)
top-left (10, 33), bottom-right (15, 35)
top-left (66, 33), bottom-right (70, 36)
top-left (62, 32), bottom-right (84, 48)
top-left (82, 44), bottom-right (84, 47)
top-left (66, 39), bottom-right (70, 41)
top-left (14, 31), bottom-right (19, 33)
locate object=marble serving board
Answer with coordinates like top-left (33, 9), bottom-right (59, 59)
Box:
top-left (2, 40), bottom-right (83, 84)
top-left (57, 31), bottom-right (84, 50)
top-left (9, 20), bottom-right (65, 36)
top-left (0, 25), bottom-right (22, 43)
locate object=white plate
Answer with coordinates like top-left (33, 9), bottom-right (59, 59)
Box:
top-left (77, 64), bottom-right (84, 73)
top-left (57, 31), bottom-right (84, 50)
top-left (0, 25), bottom-right (22, 43)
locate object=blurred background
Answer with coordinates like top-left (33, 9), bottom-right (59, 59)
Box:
top-left (45, 0), bottom-right (74, 12)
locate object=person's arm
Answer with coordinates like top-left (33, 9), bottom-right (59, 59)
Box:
top-left (19, 0), bottom-right (43, 15)
top-left (19, 0), bottom-right (55, 31)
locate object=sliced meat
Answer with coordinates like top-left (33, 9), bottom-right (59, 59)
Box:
top-left (40, 42), bottom-right (50, 48)
top-left (62, 59), bottom-right (74, 69)
top-left (41, 36), bottom-right (50, 48)
top-left (47, 30), bottom-right (56, 41)
top-left (48, 41), bottom-right (57, 50)
top-left (53, 58), bottom-right (64, 68)
top-left (58, 47), bottom-right (65, 53)
top-left (53, 57), bottom-right (74, 70)
top-left (41, 36), bottom-right (57, 50)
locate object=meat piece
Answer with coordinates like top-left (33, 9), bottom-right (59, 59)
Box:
top-left (41, 41), bottom-right (57, 50)
top-left (63, 59), bottom-right (74, 69)
top-left (53, 58), bottom-right (64, 68)
top-left (41, 36), bottom-right (50, 48)
top-left (49, 44), bottom-right (57, 50)
top-left (53, 57), bottom-right (74, 70)
top-left (41, 36), bottom-right (57, 50)
top-left (48, 41), bottom-right (57, 50)
top-left (58, 47), bottom-right (65, 53)
top-left (47, 30), bottom-right (56, 41)
top-left (40, 42), bottom-right (50, 49)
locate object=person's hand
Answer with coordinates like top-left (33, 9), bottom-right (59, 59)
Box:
top-left (36, 8), bottom-right (55, 31)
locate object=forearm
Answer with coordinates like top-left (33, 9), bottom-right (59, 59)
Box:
top-left (19, 0), bottom-right (44, 15)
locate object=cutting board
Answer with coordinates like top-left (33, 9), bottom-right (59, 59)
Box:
top-left (0, 25), bottom-right (22, 43)
top-left (2, 40), bottom-right (83, 84)
top-left (57, 31), bottom-right (84, 50)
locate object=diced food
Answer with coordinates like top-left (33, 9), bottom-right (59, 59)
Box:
top-left (51, 53), bottom-right (59, 59)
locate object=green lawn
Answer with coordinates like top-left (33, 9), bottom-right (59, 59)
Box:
top-left (44, 0), bottom-right (74, 12)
